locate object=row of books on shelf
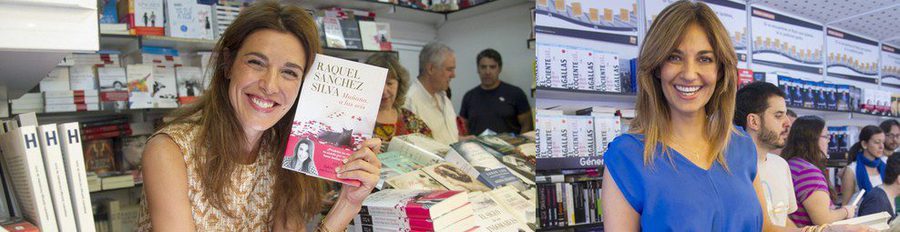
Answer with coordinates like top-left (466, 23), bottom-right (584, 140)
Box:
top-left (352, 187), bottom-right (534, 232)
top-left (99, 0), bottom-right (397, 52)
top-left (92, 199), bottom-right (141, 232)
top-left (776, 75), bottom-right (898, 116)
top-left (534, 108), bottom-right (626, 170)
top-left (535, 44), bottom-right (636, 94)
top-left (536, 179), bottom-right (603, 229)
top-left (24, 48), bottom-right (207, 113)
top-left (0, 113), bottom-right (95, 232)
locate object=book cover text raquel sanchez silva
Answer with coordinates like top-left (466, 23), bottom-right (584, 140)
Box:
top-left (283, 54), bottom-right (387, 186)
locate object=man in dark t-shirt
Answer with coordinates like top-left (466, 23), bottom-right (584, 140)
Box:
top-left (460, 49), bottom-right (532, 135)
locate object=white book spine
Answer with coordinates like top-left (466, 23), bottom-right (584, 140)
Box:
top-left (37, 125), bottom-right (77, 230)
top-left (4, 125), bottom-right (59, 232)
top-left (57, 123), bottom-right (95, 232)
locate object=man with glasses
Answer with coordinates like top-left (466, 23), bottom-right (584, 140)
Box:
top-left (880, 120), bottom-right (900, 156)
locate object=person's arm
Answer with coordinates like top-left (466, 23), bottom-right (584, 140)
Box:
top-left (842, 167), bottom-right (857, 206)
top-left (754, 171), bottom-right (782, 232)
top-left (517, 111), bottom-right (533, 133)
top-left (142, 135), bottom-right (195, 231)
top-left (803, 190), bottom-right (853, 225)
top-left (601, 167), bottom-right (640, 231)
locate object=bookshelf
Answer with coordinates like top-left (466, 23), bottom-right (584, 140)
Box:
top-left (99, 34), bottom-right (398, 61)
top-left (294, 0), bottom-right (529, 25)
top-left (536, 222), bottom-right (603, 232)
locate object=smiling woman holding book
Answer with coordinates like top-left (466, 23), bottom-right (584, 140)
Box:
top-left (137, 1), bottom-right (382, 231)
top-left (599, 1), bottom-right (866, 231)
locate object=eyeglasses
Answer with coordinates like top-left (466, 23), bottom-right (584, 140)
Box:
top-left (886, 133), bottom-right (900, 139)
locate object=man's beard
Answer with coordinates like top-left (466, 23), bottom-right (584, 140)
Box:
top-left (759, 124), bottom-right (785, 150)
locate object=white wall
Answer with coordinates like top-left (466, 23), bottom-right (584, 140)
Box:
top-left (436, 3), bottom-right (535, 112)
top-left (375, 2), bottom-right (535, 113)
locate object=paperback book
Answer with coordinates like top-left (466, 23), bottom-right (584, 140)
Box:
top-left (282, 54), bottom-right (387, 186)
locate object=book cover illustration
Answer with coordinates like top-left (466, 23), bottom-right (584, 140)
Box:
top-left (83, 139), bottom-right (116, 175)
top-left (175, 66), bottom-right (203, 104)
top-left (126, 64), bottom-right (154, 109)
top-left (152, 67), bottom-right (178, 108)
top-left (282, 54), bottom-right (387, 186)
top-left (98, 67), bottom-right (129, 110)
top-left (385, 170), bottom-right (447, 191)
top-left (422, 163), bottom-right (490, 192)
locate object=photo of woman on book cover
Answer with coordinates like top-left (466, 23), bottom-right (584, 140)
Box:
top-left (137, 1), bottom-right (383, 231)
top-left (289, 138), bottom-right (317, 175)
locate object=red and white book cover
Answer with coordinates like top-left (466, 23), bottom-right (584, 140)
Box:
top-left (283, 54), bottom-right (386, 186)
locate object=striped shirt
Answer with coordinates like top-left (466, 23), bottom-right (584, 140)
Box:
top-left (788, 157), bottom-right (831, 227)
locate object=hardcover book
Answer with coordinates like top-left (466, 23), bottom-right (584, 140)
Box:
top-left (421, 163), bottom-right (490, 192)
top-left (83, 139), bottom-right (116, 175)
top-left (36, 124), bottom-right (77, 230)
top-left (175, 66), bottom-right (203, 104)
top-left (117, 0), bottom-right (165, 36)
top-left (384, 170), bottom-right (447, 190)
top-left (282, 54), bottom-right (387, 186)
top-left (98, 66), bottom-right (129, 110)
top-left (56, 123), bottom-right (96, 232)
top-left (126, 64), bottom-right (155, 109)
top-left (152, 67), bottom-right (179, 108)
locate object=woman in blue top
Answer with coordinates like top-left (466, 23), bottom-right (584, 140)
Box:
top-left (600, 1), bottom-right (870, 231)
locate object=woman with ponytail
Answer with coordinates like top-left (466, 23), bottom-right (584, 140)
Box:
top-left (841, 125), bottom-right (887, 206)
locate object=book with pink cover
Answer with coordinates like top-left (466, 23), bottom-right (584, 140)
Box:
top-left (282, 54), bottom-right (386, 186)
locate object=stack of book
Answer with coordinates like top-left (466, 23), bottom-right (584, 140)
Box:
top-left (58, 52), bottom-right (121, 67)
top-left (43, 90), bottom-right (100, 113)
top-left (97, 67), bottom-right (129, 110)
top-left (212, 2), bottom-right (245, 39)
top-left (353, 189), bottom-right (478, 232)
top-left (10, 93), bottom-right (43, 114)
top-left (81, 117), bottom-right (131, 141)
top-left (100, 174), bottom-right (135, 191)
top-left (468, 191), bottom-right (533, 232)
top-left (133, 46), bottom-right (183, 68)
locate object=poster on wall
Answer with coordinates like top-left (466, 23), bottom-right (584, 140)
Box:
top-left (534, 0), bottom-right (639, 93)
top-left (883, 45), bottom-right (900, 89)
top-left (826, 28), bottom-right (879, 84)
top-left (645, 0), bottom-right (749, 68)
top-left (751, 7), bottom-right (823, 75)
top-left (535, 0), bottom-right (638, 46)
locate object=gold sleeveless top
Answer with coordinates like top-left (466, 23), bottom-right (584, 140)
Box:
top-left (136, 120), bottom-right (276, 231)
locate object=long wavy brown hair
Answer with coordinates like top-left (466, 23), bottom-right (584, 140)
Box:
top-left (164, 0), bottom-right (327, 227)
top-left (630, 0), bottom-right (738, 168)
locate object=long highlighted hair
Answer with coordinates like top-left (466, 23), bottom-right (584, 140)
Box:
top-left (629, 0), bottom-right (738, 168)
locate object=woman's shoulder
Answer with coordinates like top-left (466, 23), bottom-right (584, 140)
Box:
top-left (603, 133), bottom-right (646, 164)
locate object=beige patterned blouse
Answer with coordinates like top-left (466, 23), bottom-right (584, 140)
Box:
top-left (136, 120), bottom-right (276, 231)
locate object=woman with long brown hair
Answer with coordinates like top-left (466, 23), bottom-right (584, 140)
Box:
top-left (137, 1), bottom-right (382, 231)
top-left (600, 1), bottom-right (756, 230)
top-left (599, 1), bottom-right (868, 231)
